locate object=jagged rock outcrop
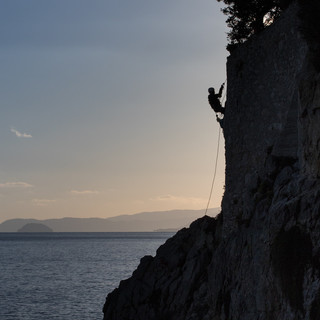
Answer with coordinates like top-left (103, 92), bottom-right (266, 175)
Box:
top-left (103, 2), bottom-right (320, 319)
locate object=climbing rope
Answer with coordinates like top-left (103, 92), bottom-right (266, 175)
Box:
top-left (204, 80), bottom-right (227, 216)
top-left (204, 125), bottom-right (222, 216)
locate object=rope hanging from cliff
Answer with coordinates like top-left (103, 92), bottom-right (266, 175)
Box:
top-left (204, 80), bottom-right (226, 216)
top-left (204, 126), bottom-right (221, 216)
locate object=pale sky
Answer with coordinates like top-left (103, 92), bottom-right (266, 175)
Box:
top-left (0, 0), bottom-right (228, 222)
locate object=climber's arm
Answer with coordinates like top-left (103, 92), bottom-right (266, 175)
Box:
top-left (218, 83), bottom-right (224, 98)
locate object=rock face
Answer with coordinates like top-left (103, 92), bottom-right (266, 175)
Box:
top-left (103, 3), bottom-right (320, 320)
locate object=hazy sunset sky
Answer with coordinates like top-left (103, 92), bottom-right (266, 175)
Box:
top-left (0, 0), bottom-right (228, 222)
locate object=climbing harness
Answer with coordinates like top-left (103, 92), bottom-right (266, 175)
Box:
top-left (204, 80), bottom-right (227, 216)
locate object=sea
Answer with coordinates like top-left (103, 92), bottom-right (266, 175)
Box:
top-left (0, 232), bottom-right (174, 320)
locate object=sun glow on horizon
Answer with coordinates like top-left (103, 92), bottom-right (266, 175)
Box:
top-left (0, 0), bottom-right (227, 223)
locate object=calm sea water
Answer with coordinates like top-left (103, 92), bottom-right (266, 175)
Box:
top-left (0, 232), bottom-right (174, 320)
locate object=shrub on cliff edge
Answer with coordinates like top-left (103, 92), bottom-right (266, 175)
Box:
top-left (217, 0), bottom-right (293, 50)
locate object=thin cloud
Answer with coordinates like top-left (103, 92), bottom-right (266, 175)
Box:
top-left (32, 199), bottom-right (56, 207)
top-left (10, 128), bottom-right (32, 138)
top-left (70, 190), bottom-right (99, 195)
top-left (150, 194), bottom-right (207, 206)
top-left (0, 182), bottom-right (33, 188)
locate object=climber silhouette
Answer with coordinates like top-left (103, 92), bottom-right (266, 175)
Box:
top-left (208, 83), bottom-right (225, 114)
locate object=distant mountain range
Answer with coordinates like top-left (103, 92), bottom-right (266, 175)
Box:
top-left (0, 208), bottom-right (220, 232)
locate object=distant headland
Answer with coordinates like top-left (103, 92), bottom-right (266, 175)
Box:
top-left (0, 208), bottom-right (219, 232)
top-left (18, 223), bottom-right (53, 233)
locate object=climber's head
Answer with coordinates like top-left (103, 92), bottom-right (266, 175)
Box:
top-left (208, 87), bottom-right (215, 94)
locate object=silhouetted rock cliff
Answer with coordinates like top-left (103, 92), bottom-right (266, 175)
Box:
top-left (103, 3), bottom-right (320, 319)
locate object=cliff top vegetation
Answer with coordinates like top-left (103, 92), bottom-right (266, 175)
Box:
top-left (217, 0), bottom-right (293, 50)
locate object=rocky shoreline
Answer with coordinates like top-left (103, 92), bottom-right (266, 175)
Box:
top-left (103, 3), bottom-right (320, 319)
